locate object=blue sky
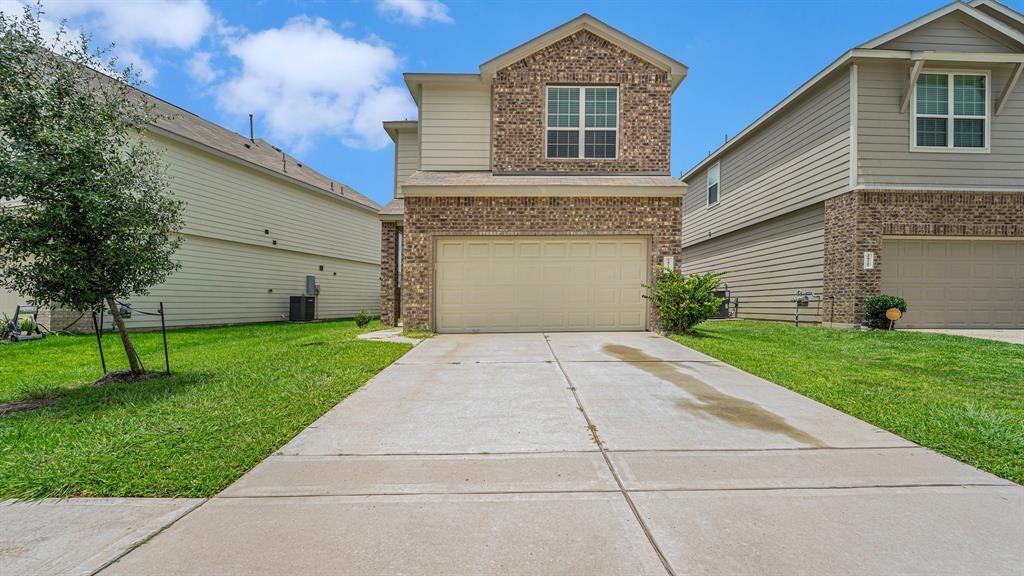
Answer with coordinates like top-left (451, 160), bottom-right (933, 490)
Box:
top-left (7, 0), bottom-right (1018, 206)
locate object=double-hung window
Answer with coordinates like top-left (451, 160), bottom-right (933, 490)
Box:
top-left (707, 162), bottom-right (720, 205)
top-left (912, 71), bottom-right (989, 151)
top-left (546, 86), bottom-right (618, 159)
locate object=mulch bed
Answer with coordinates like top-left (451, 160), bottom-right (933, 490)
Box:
top-left (0, 398), bottom-right (58, 416)
top-left (92, 370), bottom-right (167, 386)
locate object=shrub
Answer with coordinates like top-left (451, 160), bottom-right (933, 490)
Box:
top-left (643, 268), bottom-right (725, 334)
top-left (354, 310), bottom-right (372, 328)
top-left (863, 294), bottom-right (907, 329)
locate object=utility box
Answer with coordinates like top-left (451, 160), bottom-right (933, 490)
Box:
top-left (712, 290), bottom-right (731, 319)
top-left (289, 296), bottom-right (316, 322)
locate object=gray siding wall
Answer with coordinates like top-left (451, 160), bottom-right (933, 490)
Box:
top-left (682, 204), bottom-right (825, 323)
top-left (682, 71), bottom-right (850, 247)
top-left (879, 12), bottom-right (1019, 52)
top-left (419, 84), bottom-right (491, 171)
top-left (857, 61), bottom-right (1024, 189)
top-left (394, 126), bottom-right (419, 197)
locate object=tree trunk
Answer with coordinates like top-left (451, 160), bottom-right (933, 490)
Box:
top-left (106, 296), bottom-right (142, 375)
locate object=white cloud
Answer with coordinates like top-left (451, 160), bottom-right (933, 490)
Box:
top-left (186, 51), bottom-right (219, 83)
top-left (376, 0), bottom-right (452, 25)
top-left (43, 0), bottom-right (213, 49)
top-left (6, 0), bottom-right (215, 81)
top-left (216, 16), bottom-right (416, 151)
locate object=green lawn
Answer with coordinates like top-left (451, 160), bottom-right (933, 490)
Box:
top-left (671, 321), bottom-right (1024, 484)
top-left (0, 320), bottom-right (410, 499)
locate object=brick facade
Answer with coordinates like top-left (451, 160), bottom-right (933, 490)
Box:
top-left (491, 30), bottom-right (672, 174)
top-left (823, 189), bottom-right (1024, 324)
top-left (379, 221), bottom-right (400, 326)
top-left (401, 196), bottom-right (682, 331)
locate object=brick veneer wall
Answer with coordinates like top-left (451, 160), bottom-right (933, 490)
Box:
top-left (491, 30), bottom-right (672, 174)
top-left (401, 196), bottom-right (682, 331)
top-left (823, 189), bottom-right (1024, 324)
top-left (379, 221), bottom-right (400, 326)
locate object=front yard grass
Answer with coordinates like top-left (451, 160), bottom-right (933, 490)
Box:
top-left (0, 320), bottom-right (410, 499)
top-left (671, 321), bottom-right (1024, 484)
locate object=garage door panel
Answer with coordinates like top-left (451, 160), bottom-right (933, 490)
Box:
top-left (569, 242), bottom-right (593, 258)
top-left (881, 238), bottom-right (1023, 329)
top-left (436, 236), bottom-right (648, 333)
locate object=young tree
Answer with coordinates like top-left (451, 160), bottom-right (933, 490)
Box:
top-left (0, 5), bottom-right (184, 376)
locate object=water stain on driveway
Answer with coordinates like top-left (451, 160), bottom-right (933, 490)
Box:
top-left (602, 344), bottom-right (825, 447)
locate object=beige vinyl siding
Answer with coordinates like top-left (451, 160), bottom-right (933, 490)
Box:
top-left (879, 12), bottom-right (1020, 52)
top-left (394, 127), bottom-right (419, 197)
top-left (682, 72), bottom-right (850, 247)
top-left (419, 84), bottom-right (491, 171)
top-left (857, 61), bottom-right (1024, 189)
top-left (153, 134), bottom-right (380, 265)
top-left (120, 233), bottom-right (380, 330)
top-left (0, 126), bottom-right (379, 332)
top-left (0, 234), bottom-right (380, 331)
top-left (0, 287), bottom-right (24, 316)
top-left (682, 205), bottom-right (825, 323)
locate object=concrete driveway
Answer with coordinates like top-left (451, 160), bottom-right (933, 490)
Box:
top-left (77, 333), bottom-right (1022, 575)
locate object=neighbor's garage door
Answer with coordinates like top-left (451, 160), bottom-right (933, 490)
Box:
top-left (881, 238), bottom-right (1024, 328)
top-left (435, 236), bottom-right (648, 333)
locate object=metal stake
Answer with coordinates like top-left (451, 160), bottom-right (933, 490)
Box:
top-left (160, 302), bottom-right (170, 375)
top-left (92, 310), bottom-right (106, 374)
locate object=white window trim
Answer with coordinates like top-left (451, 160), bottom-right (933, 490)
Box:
top-left (545, 86), bottom-right (619, 160)
top-left (910, 69), bottom-right (991, 154)
top-left (706, 162), bottom-right (721, 207)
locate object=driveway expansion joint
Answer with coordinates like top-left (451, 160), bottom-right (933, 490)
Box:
top-left (90, 498), bottom-right (207, 576)
top-left (543, 334), bottom-right (678, 576)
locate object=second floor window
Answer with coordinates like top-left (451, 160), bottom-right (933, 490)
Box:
top-left (547, 86), bottom-right (618, 159)
top-left (913, 72), bottom-right (988, 151)
top-left (707, 162), bottom-right (720, 205)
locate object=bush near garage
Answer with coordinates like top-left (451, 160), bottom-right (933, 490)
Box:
top-left (644, 268), bottom-right (725, 334)
top-left (863, 294), bottom-right (908, 329)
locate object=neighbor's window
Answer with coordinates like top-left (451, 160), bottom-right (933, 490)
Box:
top-left (707, 162), bottom-right (720, 205)
top-left (547, 86), bottom-right (618, 159)
top-left (913, 72), bottom-right (988, 150)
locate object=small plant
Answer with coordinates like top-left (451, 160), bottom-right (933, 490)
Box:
top-left (354, 310), bottom-right (372, 328)
top-left (19, 316), bottom-right (35, 333)
top-left (643, 268), bottom-right (725, 334)
top-left (863, 294), bottom-right (907, 330)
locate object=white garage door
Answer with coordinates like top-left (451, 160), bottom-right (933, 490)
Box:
top-left (881, 238), bottom-right (1024, 328)
top-left (435, 236), bottom-right (648, 333)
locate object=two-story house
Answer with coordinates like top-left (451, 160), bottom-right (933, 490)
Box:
top-left (681, 0), bottom-right (1024, 329)
top-left (379, 15), bottom-right (688, 333)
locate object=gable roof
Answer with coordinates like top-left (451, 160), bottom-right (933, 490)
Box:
top-left (479, 13), bottom-right (688, 90)
top-left (682, 0), bottom-right (1024, 182)
top-left (144, 92), bottom-right (380, 213)
top-left (970, 0), bottom-right (1024, 31)
top-left (859, 0), bottom-right (1024, 49)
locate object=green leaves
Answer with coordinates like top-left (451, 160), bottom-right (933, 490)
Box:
top-left (1, 6), bottom-right (184, 313)
top-left (863, 294), bottom-right (908, 330)
top-left (643, 268), bottom-right (725, 334)
top-left (1, 6), bottom-right (184, 372)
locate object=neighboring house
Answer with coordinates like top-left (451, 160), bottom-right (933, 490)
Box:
top-left (378, 14), bottom-right (688, 333)
top-left (1, 93), bottom-right (382, 331)
top-left (680, 0), bottom-right (1024, 329)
